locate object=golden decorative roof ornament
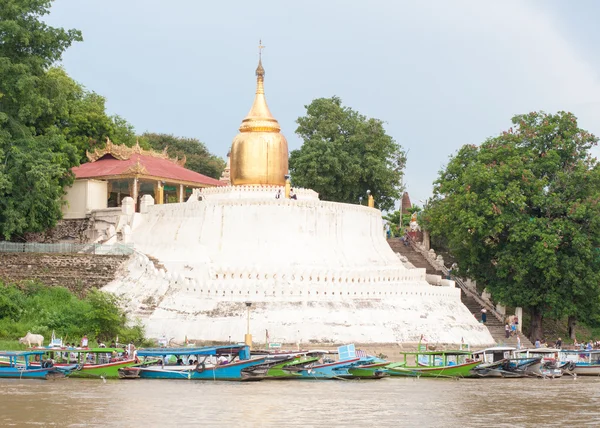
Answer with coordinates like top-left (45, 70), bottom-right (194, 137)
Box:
top-left (238, 39), bottom-right (281, 134)
top-left (229, 41), bottom-right (289, 186)
top-left (124, 159), bottom-right (148, 175)
top-left (86, 137), bottom-right (186, 166)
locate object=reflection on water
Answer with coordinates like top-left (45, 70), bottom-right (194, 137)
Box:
top-left (1, 377), bottom-right (599, 427)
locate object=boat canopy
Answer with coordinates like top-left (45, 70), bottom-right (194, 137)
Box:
top-left (400, 350), bottom-right (473, 356)
top-left (472, 346), bottom-right (516, 354)
top-left (0, 351), bottom-right (46, 357)
top-left (515, 347), bottom-right (559, 354)
top-left (137, 345), bottom-right (250, 359)
top-left (31, 347), bottom-right (124, 353)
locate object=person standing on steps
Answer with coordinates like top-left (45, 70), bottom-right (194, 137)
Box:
top-left (505, 323), bottom-right (510, 339)
top-left (516, 334), bottom-right (521, 350)
top-left (480, 308), bottom-right (487, 324)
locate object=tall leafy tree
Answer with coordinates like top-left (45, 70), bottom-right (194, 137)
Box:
top-left (426, 112), bottom-right (600, 340)
top-left (289, 96), bottom-right (406, 211)
top-left (0, 0), bottom-right (82, 239)
top-left (140, 133), bottom-right (225, 179)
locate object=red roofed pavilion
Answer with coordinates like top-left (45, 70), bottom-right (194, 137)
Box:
top-left (63, 139), bottom-right (222, 218)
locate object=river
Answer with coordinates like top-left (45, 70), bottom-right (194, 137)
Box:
top-left (1, 377), bottom-right (598, 427)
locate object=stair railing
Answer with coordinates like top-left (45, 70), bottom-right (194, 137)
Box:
top-left (407, 239), bottom-right (505, 324)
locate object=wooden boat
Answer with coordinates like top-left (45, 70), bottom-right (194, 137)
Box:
top-left (387, 350), bottom-right (480, 378)
top-left (0, 351), bottom-right (76, 379)
top-left (295, 345), bottom-right (389, 379)
top-left (30, 347), bottom-right (142, 379)
top-left (559, 350), bottom-right (600, 375)
top-left (471, 347), bottom-right (541, 378)
top-left (262, 353), bottom-right (322, 379)
top-left (513, 348), bottom-right (563, 378)
top-left (128, 345), bottom-right (270, 381)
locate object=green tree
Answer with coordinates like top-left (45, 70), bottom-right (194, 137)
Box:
top-left (35, 67), bottom-right (137, 163)
top-left (0, 0), bottom-right (82, 239)
top-left (426, 111), bottom-right (600, 341)
top-left (140, 133), bottom-right (225, 179)
top-left (289, 96), bottom-right (406, 211)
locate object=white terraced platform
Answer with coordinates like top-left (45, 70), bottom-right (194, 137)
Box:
top-left (104, 185), bottom-right (495, 346)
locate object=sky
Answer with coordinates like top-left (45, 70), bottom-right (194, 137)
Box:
top-left (45, 0), bottom-right (600, 207)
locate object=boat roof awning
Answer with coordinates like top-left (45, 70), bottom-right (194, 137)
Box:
top-left (516, 347), bottom-right (559, 353)
top-left (401, 350), bottom-right (473, 356)
top-left (31, 347), bottom-right (124, 353)
top-left (472, 346), bottom-right (515, 354)
top-left (0, 351), bottom-right (46, 357)
top-left (137, 345), bottom-right (247, 357)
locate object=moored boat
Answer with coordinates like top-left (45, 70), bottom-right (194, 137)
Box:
top-left (0, 351), bottom-right (76, 380)
top-left (387, 350), bottom-right (480, 378)
top-left (130, 345), bottom-right (269, 381)
top-left (559, 350), bottom-right (600, 376)
top-left (513, 348), bottom-right (563, 378)
top-left (472, 347), bottom-right (528, 378)
top-left (295, 345), bottom-right (389, 379)
top-left (30, 347), bottom-right (141, 379)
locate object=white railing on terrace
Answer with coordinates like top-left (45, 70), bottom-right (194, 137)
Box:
top-left (0, 242), bottom-right (134, 256)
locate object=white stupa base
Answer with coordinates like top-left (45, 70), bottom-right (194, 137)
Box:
top-left (104, 187), bottom-right (495, 346)
top-left (105, 257), bottom-right (494, 346)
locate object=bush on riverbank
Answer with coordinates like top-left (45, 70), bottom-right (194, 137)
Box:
top-left (0, 281), bottom-right (146, 346)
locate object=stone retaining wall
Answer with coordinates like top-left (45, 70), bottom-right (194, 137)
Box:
top-left (0, 253), bottom-right (129, 295)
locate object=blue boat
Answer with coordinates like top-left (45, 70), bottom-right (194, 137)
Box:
top-left (296, 345), bottom-right (386, 379)
top-left (124, 345), bottom-right (270, 381)
top-left (0, 351), bottom-right (77, 379)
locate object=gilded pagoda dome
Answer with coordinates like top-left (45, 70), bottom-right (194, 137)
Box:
top-left (230, 50), bottom-right (288, 186)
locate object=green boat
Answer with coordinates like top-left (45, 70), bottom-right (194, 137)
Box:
top-left (347, 361), bottom-right (389, 379)
top-left (387, 350), bottom-right (481, 378)
top-left (266, 355), bottom-right (321, 379)
top-left (32, 347), bottom-right (142, 379)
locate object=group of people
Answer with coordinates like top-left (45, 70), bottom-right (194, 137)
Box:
top-left (275, 189), bottom-right (297, 200)
top-left (504, 316), bottom-right (519, 338)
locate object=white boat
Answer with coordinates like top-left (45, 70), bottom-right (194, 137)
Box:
top-left (471, 346), bottom-right (529, 378)
top-left (559, 350), bottom-right (600, 376)
top-left (513, 348), bottom-right (563, 378)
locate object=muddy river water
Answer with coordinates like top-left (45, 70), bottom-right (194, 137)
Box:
top-left (0, 376), bottom-right (598, 427)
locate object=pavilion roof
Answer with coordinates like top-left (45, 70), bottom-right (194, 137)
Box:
top-left (72, 139), bottom-right (223, 187)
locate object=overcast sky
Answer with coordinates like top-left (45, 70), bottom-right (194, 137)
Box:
top-left (46, 0), bottom-right (600, 206)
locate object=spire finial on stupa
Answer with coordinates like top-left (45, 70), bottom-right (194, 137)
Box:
top-left (229, 42), bottom-right (289, 186)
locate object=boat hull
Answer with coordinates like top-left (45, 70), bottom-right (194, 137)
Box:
top-left (572, 364), bottom-right (600, 376)
top-left (0, 367), bottom-right (66, 379)
top-left (137, 358), bottom-right (268, 381)
top-left (388, 360), bottom-right (481, 378)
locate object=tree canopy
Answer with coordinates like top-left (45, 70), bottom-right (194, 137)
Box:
top-left (0, 0), bottom-right (82, 240)
top-left (140, 133), bottom-right (225, 179)
top-left (425, 111), bottom-right (600, 340)
top-left (289, 96), bottom-right (406, 211)
top-left (0, 1), bottom-right (224, 239)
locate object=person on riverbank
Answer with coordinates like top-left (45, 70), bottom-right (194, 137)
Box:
top-left (516, 335), bottom-right (521, 350)
top-left (535, 338), bottom-right (541, 348)
top-left (556, 337), bottom-right (562, 349)
top-left (481, 308), bottom-right (487, 324)
top-left (505, 323), bottom-right (510, 339)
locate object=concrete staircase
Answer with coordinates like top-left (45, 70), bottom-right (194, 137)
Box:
top-left (387, 238), bottom-right (440, 275)
top-left (461, 293), bottom-right (534, 348)
top-left (387, 238), bottom-right (534, 348)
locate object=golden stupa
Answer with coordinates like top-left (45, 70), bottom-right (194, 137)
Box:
top-left (229, 44), bottom-right (289, 186)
